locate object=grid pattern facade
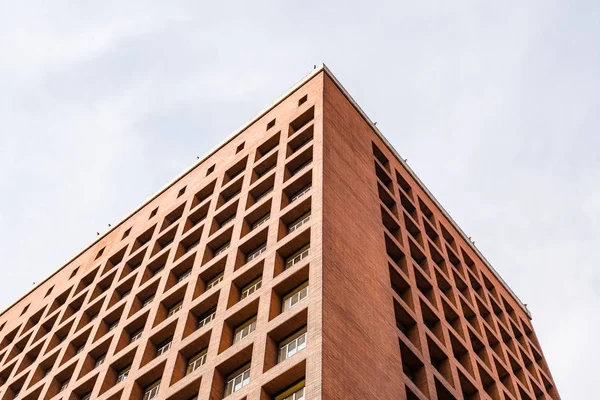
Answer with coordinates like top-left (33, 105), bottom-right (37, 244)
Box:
top-left (0, 67), bottom-right (559, 400)
top-left (371, 144), bottom-right (559, 400)
top-left (0, 80), bottom-right (321, 400)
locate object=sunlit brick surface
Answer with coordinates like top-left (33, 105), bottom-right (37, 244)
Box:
top-left (0, 68), bottom-right (559, 400)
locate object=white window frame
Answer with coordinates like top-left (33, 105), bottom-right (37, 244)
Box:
top-left (288, 212), bottom-right (311, 233)
top-left (156, 339), bottom-right (172, 357)
top-left (251, 214), bottom-right (270, 231)
top-left (186, 349), bottom-right (208, 375)
top-left (285, 245), bottom-right (310, 269)
top-left (246, 244), bottom-right (266, 263)
top-left (214, 243), bottom-right (230, 257)
top-left (206, 273), bottom-right (224, 290)
top-left (224, 365), bottom-right (251, 396)
top-left (116, 366), bottom-right (130, 383)
top-left (233, 318), bottom-right (257, 344)
top-left (282, 283), bottom-right (309, 312)
top-left (143, 380), bottom-right (161, 400)
top-left (240, 279), bottom-right (262, 300)
top-left (167, 301), bottom-right (183, 317)
top-left (290, 185), bottom-right (311, 203)
top-left (198, 308), bottom-right (216, 329)
top-left (278, 328), bottom-right (307, 363)
top-left (130, 329), bottom-right (143, 343)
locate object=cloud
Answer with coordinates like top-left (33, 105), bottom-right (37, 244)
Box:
top-left (0, 1), bottom-right (598, 397)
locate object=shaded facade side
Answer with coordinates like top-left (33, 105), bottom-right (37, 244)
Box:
top-left (320, 74), bottom-right (559, 400)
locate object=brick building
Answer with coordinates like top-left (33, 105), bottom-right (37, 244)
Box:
top-left (0, 65), bottom-right (559, 400)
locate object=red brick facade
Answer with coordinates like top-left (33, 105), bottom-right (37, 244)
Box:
top-left (0, 67), bottom-right (559, 400)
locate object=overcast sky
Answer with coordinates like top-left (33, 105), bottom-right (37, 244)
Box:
top-left (0, 1), bottom-right (597, 397)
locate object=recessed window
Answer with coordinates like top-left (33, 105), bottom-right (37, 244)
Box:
top-left (285, 245), bottom-right (310, 269)
top-left (267, 119), bottom-right (276, 130)
top-left (81, 392), bottom-right (92, 400)
top-left (290, 185), bottom-right (311, 204)
top-left (206, 273), bottom-right (224, 290)
top-left (95, 247), bottom-right (105, 260)
top-left (44, 286), bottom-right (54, 298)
top-left (246, 244), bottom-right (267, 263)
top-left (276, 382), bottom-right (305, 400)
top-left (177, 269), bottom-right (192, 283)
top-left (278, 328), bottom-right (307, 363)
top-left (156, 339), bottom-right (172, 357)
top-left (298, 95), bottom-right (308, 106)
top-left (236, 143), bottom-right (245, 153)
top-left (207, 164), bottom-right (215, 176)
top-left (224, 364), bottom-right (251, 396)
top-left (283, 282), bottom-right (309, 312)
top-left (70, 267), bottom-right (80, 279)
top-left (59, 379), bottom-right (69, 392)
top-left (178, 187), bottom-right (187, 198)
top-left (288, 212), bottom-right (311, 234)
top-left (214, 243), bottom-right (230, 258)
top-left (240, 279), bottom-right (262, 300)
top-left (186, 349), bottom-right (208, 375)
top-left (95, 354), bottom-right (106, 368)
top-left (122, 228), bottom-right (131, 240)
top-left (251, 213), bottom-right (270, 231)
top-left (149, 207), bottom-right (159, 219)
top-left (116, 365), bottom-right (130, 383)
top-left (197, 308), bottom-right (216, 329)
top-left (142, 296), bottom-right (155, 309)
top-left (233, 317), bottom-right (257, 344)
top-left (143, 380), bottom-right (161, 400)
top-left (167, 301), bottom-right (183, 318)
top-left (130, 329), bottom-right (143, 343)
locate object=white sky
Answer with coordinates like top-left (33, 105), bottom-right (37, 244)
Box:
top-left (1, 1), bottom-right (598, 397)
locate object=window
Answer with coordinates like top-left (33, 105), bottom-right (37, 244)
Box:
top-left (206, 273), bottom-right (224, 290)
top-left (221, 214), bottom-right (236, 229)
top-left (95, 354), bottom-right (106, 368)
top-left (156, 339), bottom-right (172, 357)
top-left (59, 379), bottom-right (69, 392)
top-left (116, 366), bottom-right (130, 383)
top-left (251, 214), bottom-right (270, 231)
top-left (292, 160), bottom-right (312, 176)
top-left (143, 380), bottom-right (160, 400)
top-left (207, 165), bottom-right (215, 175)
top-left (131, 329), bottom-right (143, 343)
top-left (285, 245), bottom-right (310, 269)
top-left (240, 279), bottom-right (262, 300)
top-left (168, 301), bottom-right (183, 317)
top-left (298, 95), bottom-right (308, 106)
top-left (142, 296), bottom-right (154, 308)
top-left (236, 143), bottom-right (245, 153)
top-left (283, 283), bottom-right (309, 312)
top-left (257, 164), bottom-right (276, 179)
top-left (214, 243), bottom-right (230, 257)
top-left (198, 308), bottom-right (216, 329)
top-left (288, 213), bottom-right (311, 233)
top-left (267, 119), bottom-right (276, 130)
top-left (108, 321), bottom-right (119, 331)
top-left (43, 369), bottom-right (51, 378)
top-left (224, 365), bottom-right (251, 396)
top-left (276, 384), bottom-right (305, 400)
top-left (81, 393), bottom-right (92, 400)
top-left (278, 328), bottom-right (307, 363)
top-left (149, 207), bottom-right (158, 219)
top-left (178, 187), bottom-right (187, 198)
top-left (246, 244), bottom-right (266, 263)
top-left (290, 185), bottom-right (311, 203)
top-left (233, 318), bottom-right (257, 344)
top-left (186, 239), bottom-right (200, 253)
top-left (186, 349), bottom-right (208, 375)
top-left (255, 188), bottom-right (273, 203)
top-left (177, 269), bottom-right (192, 283)
top-left (75, 345), bottom-right (84, 355)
